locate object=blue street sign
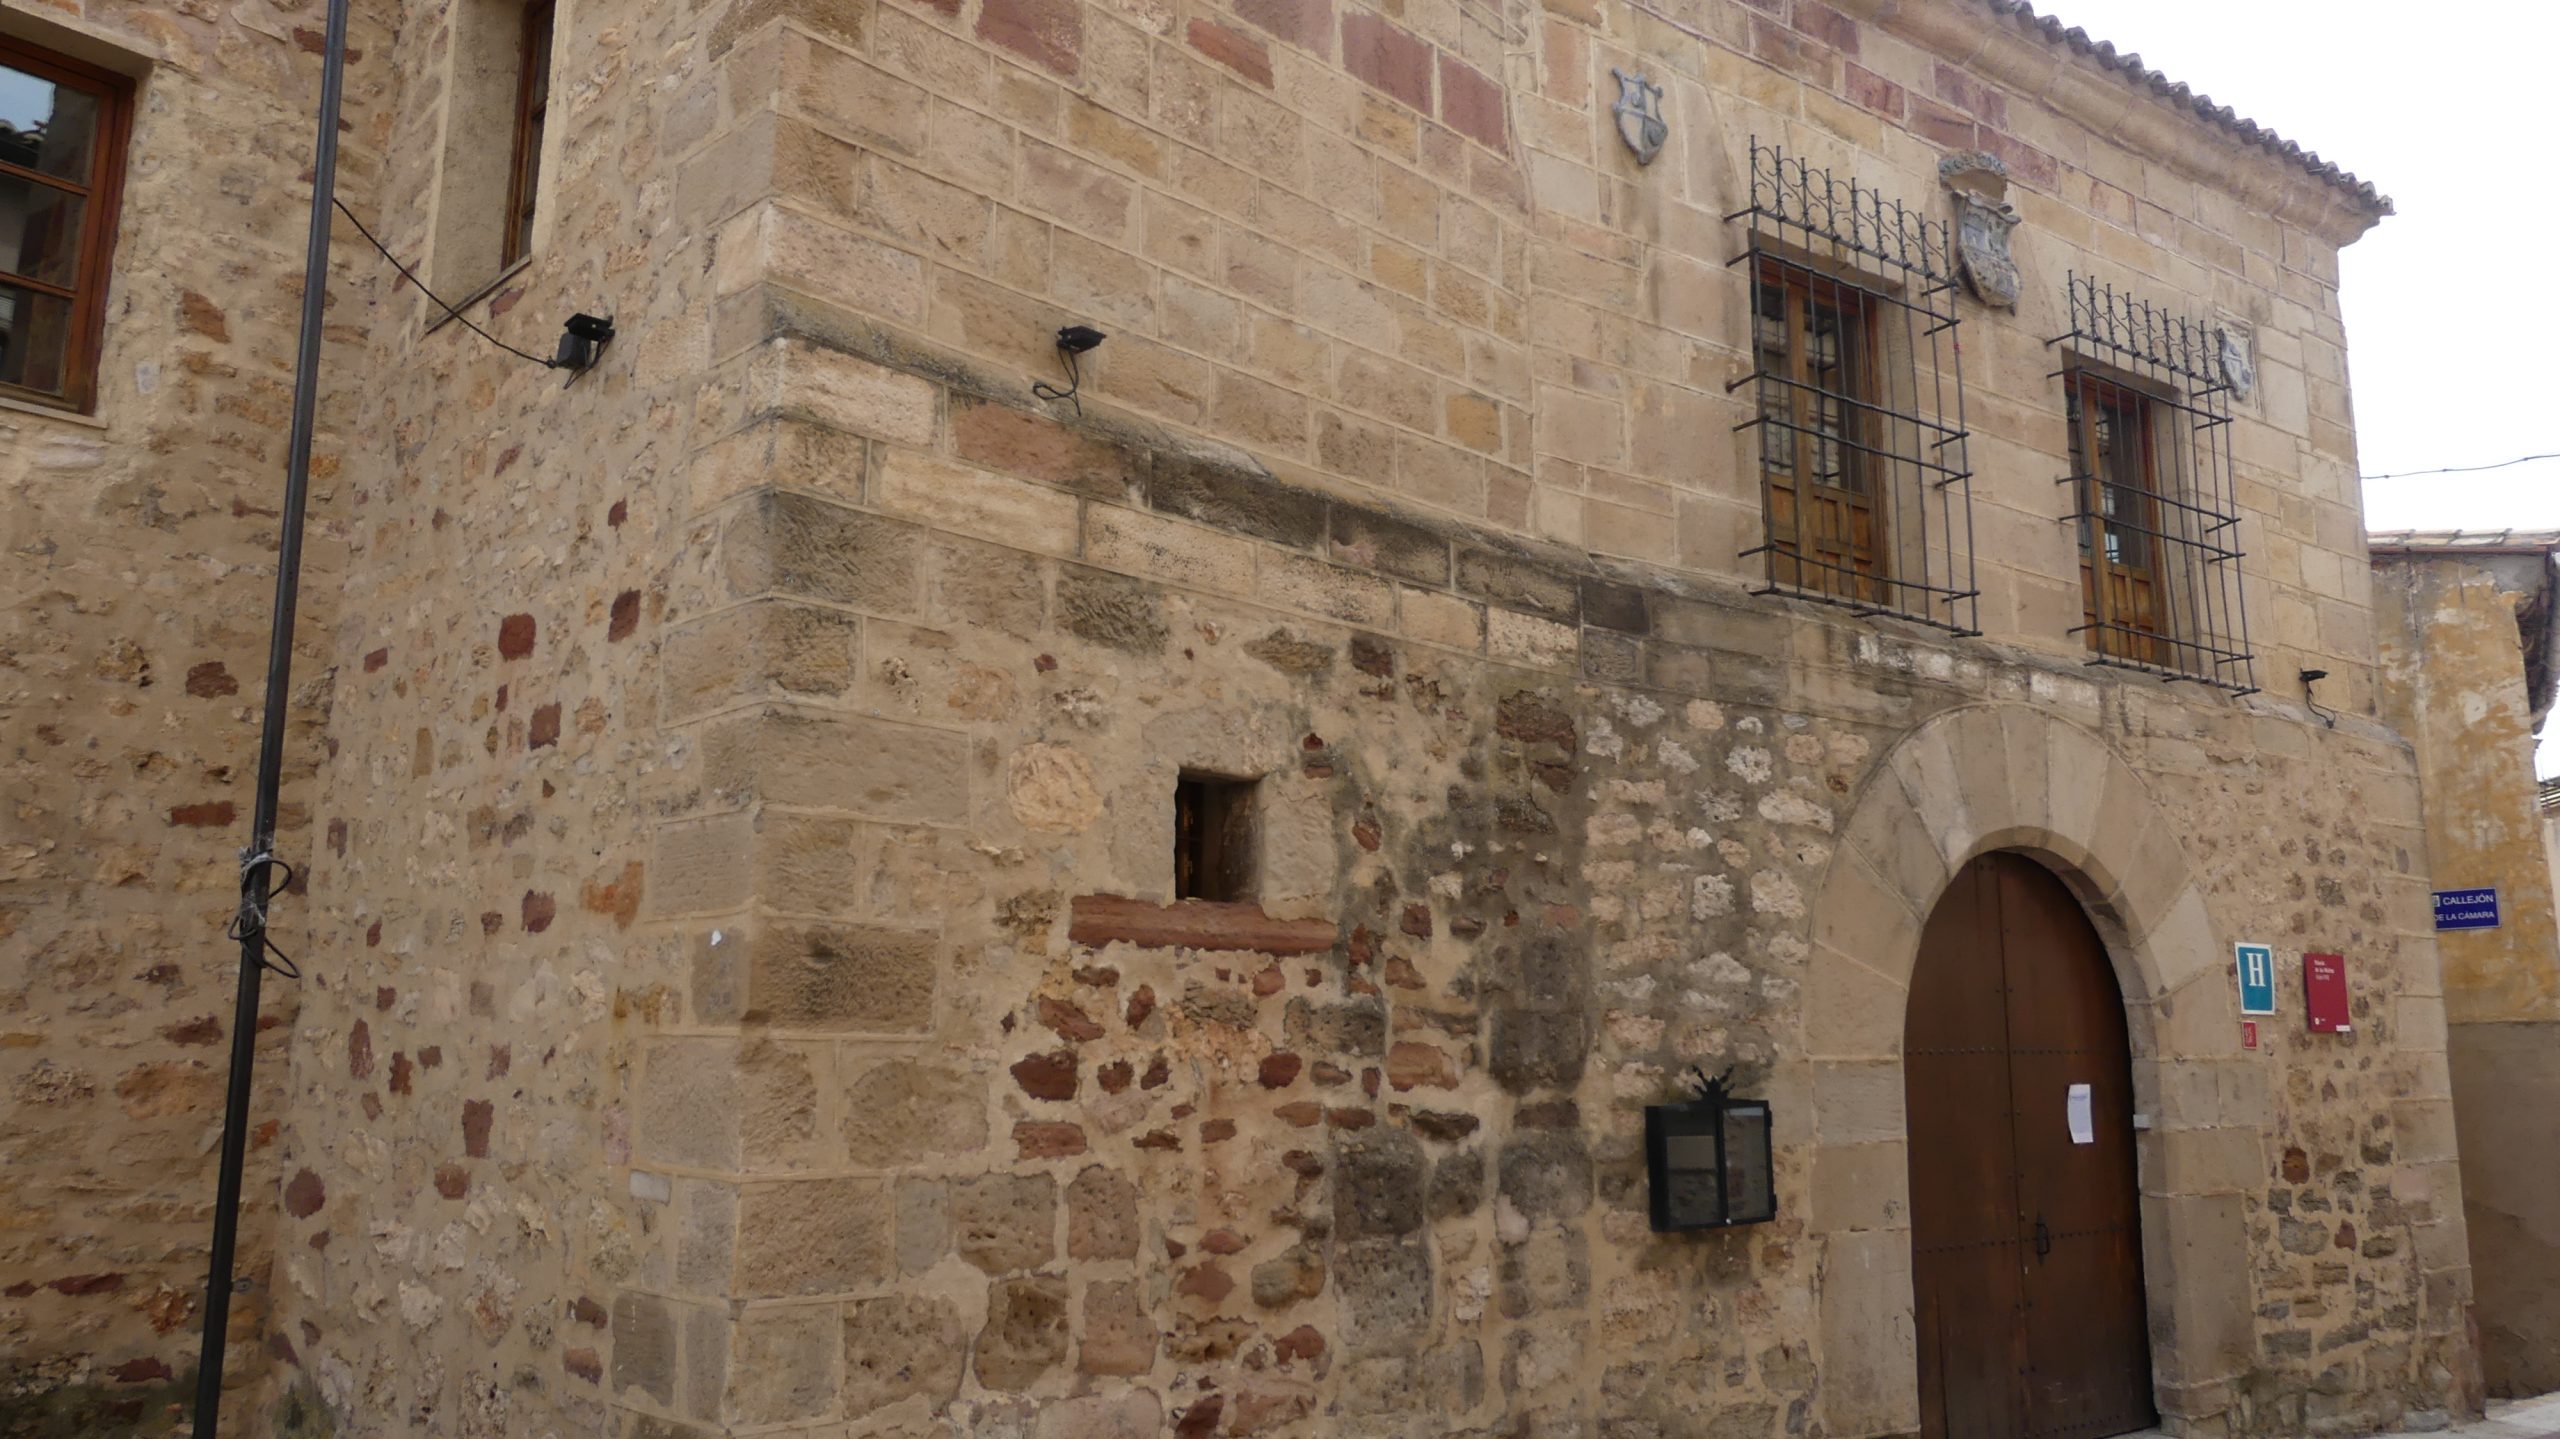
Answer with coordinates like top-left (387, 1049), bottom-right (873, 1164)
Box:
top-left (2433, 889), bottom-right (2501, 932)
top-left (2234, 942), bottom-right (2276, 1016)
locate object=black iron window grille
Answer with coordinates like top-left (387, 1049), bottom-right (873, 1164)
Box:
top-left (2048, 273), bottom-right (2257, 694)
top-left (1728, 137), bottom-right (1979, 635)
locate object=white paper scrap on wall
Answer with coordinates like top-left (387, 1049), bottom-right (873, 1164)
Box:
top-left (2067, 1083), bottom-right (2095, 1145)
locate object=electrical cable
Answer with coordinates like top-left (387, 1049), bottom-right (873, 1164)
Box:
top-left (1032, 345), bottom-right (1085, 415)
top-left (330, 197), bottom-right (561, 369)
top-left (2361, 453), bottom-right (2560, 481)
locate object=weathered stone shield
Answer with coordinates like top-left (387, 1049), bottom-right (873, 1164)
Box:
top-left (1938, 151), bottom-right (2021, 310)
top-left (2218, 324), bottom-right (2257, 401)
top-left (1611, 68), bottom-right (1665, 166)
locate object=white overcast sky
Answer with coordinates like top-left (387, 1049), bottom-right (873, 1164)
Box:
top-left (2045, 1), bottom-right (2560, 771)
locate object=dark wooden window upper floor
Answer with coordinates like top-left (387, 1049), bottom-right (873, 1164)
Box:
top-left (433, 0), bottom-right (557, 300)
top-left (0, 35), bottom-right (131, 413)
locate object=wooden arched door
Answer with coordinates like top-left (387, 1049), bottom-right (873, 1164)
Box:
top-left (1905, 852), bottom-right (2155, 1439)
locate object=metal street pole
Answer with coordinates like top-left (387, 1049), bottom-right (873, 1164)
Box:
top-left (191, 0), bottom-right (349, 1430)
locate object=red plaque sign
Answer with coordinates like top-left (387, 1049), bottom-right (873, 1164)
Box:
top-left (2242, 1020), bottom-right (2259, 1050)
top-left (2303, 953), bottom-right (2350, 1033)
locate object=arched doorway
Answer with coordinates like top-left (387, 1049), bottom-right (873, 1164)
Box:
top-left (1905, 851), bottom-right (2155, 1439)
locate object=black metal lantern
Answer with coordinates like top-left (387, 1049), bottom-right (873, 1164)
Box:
top-left (1646, 1067), bottom-right (1777, 1232)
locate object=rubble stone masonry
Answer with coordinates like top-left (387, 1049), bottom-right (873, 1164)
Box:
top-left (0, 1), bottom-right (386, 1432)
top-left (0, 0), bottom-right (2485, 1436)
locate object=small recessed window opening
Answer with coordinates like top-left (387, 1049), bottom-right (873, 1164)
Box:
top-left (1174, 772), bottom-right (1258, 903)
top-left (431, 0), bottom-right (559, 300)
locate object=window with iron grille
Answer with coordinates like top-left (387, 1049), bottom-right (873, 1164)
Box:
top-left (2050, 274), bottom-right (2257, 693)
top-left (1730, 139), bottom-right (1979, 635)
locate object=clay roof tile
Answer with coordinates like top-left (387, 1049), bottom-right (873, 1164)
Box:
top-left (1979, 0), bottom-right (2392, 215)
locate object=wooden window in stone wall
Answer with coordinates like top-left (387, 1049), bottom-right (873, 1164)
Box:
top-left (0, 36), bottom-right (131, 413)
top-left (1732, 138), bottom-right (1979, 634)
top-left (2051, 274), bottom-right (2256, 693)
top-left (502, 0), bottom-right (554, 269)
top-left (432, 0), bottom-right (558, 298)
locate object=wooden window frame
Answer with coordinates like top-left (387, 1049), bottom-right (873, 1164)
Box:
top-left (0, 34), bottom-right (133, 414)
top-left (1754, 256), bottom-right (1886, 604)
top-left (2067, 370), bottom-right (2170, 666)
top-left (499, 0), bottom-right (555, 270)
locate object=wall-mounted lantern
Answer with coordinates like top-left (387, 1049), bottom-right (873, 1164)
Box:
top-left (1646, 1067), bottom-right (1777, 1232)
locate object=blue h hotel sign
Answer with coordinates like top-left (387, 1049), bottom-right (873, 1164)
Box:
top-left (2433, 889), bottom-right (2501, 932)
top-left (2234, 943), bottom-right (2277, 1016)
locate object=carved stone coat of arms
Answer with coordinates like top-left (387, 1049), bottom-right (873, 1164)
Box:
top-left (2217, 324), bottom-right (2257, 402)
top-left (1938, 151), bottom-right (2021, 310)
top-left (1611, 68), bottom-right (1665, 166)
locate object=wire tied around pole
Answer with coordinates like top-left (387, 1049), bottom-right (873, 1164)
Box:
top-left (225, 850), bottom-right (302, 980)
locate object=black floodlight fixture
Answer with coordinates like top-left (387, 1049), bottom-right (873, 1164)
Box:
top-left (1035, 324), bottom-right (1107, 414)
top-left (555, 312), bottom-right (616, 372)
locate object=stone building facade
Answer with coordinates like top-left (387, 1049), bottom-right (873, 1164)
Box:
top-left (2371, 530), bottom-right (2560, 1401)
top-left (0, 2), bottom-right (385, 1431)
top-left (0, 1), bottom-right (2491, 1438)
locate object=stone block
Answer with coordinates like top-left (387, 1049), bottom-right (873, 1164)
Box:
top-left (611, 1292), bottom-right (680, 1407)
top-left (873, 447), bottom-right (1082, 556)
top-left (929, 533), bottom-right (1050, 638)
top-left (952, 1172), bottom-right (1059, 1273)
top-left (1804, 942), bottom-right (1909, 1062)
top-left (734, 1178), bottom-right (892, 1296)
top-left (844, 1295), bottom-right (966, 1418)
top-left (719, 489), bottom-right (925, 613)
top-left (1809, 1140), bottom-right (1908, 1233)
top-left (675, 1179), bottom-right (738, 1295)
top-left (1080, 1279), bottom-right (1159, 1376)
top-left (1068, 1166), bottom-right (1142, 1260)
top-left (1084, 503), bottom-right (1258, 593)
top-left (693, 918), bottom-right (936, 1032)
top-left (691, 416), bottom-right (866, 514)
top-left (728, 1305), bottom-right (837, 1424)
top-left (843, 1058), bottom-right (990, 1166)
top-left (1148, 453), bottom-right (1326, 549)
top-left (896, 1179), bottom-right (948, 1274)
top-left (1333, 1128), bottom-right (1428, 1238)
top-left (1331, 503), bottom-right (1451, 585)
top-left (951, 395), bottom-right (1143, 501)
top-left (699, 706), bottom-right (970, 822)
top-left (977, 1275), bottom-right (1072, 1390)
top-left (661, 600), bottom-right (862, 722)
top-left (1496, 1229), bottom-right (1588, 1317)
top-left (649, 812), bottom-right (756, 918)
top-left (1333, 1235), bottom-right (1432, 1354)
top-left (744, 337), bottom-right (939, 445)
top-left (1497, 1131), bottom-right (1592, 1221)
top-left (1399, 585), bottom-right (1485, 651)
top-left (2153, 1125), bottom-right (2264, 1198)
top-left (635, 1036), bottom-right (825, 1172)
top-left (1811, 1060), bottom-right (1905, 1145)
top-left (1488, 1007), bottom-right (1586, 1092)
top-left (1814, 1228), bottom-right (1918, 1436)
top-left (1808, 851), bottom-right (1921, 991)
top-left (1057, 563), bottom-right (1172, 654)
top-left (2144, 1192), bottom-right (2252, 1385)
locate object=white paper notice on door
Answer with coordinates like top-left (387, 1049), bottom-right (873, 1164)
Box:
top-left (2067, 1083), bottom-right (2095, 1145)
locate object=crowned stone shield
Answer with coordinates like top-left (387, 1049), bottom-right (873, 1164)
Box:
top-left (1938, 151), bottom-right (2021, 310)
top-left (2217, 323), bottom-right (2257, 402)
top-left (1611, 68), bottom-right (1665, 166)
